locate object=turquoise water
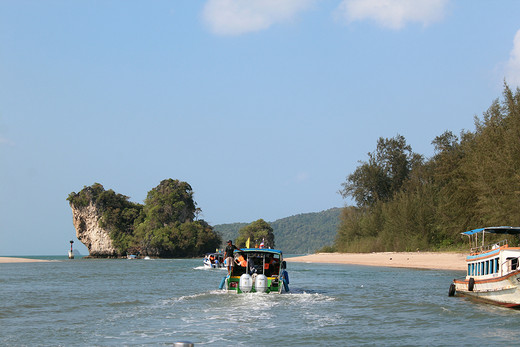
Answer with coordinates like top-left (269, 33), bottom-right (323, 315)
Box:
top-left (1, 257), bottom-right (520, 346)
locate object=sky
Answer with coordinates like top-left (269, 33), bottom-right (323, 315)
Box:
top-left (1, 0), bottom-right (520, 256)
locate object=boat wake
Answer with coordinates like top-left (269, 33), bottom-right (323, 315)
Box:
top-left (193, 265), bottom-right (226, 271)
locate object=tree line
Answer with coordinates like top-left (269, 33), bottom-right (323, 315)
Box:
top-left (334, 84), bottom-right (520, 252)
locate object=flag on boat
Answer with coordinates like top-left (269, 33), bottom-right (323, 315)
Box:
top-left (260, 240), bottom-right (264, 248)
top-left (246, 237), bottom-right (250, 248)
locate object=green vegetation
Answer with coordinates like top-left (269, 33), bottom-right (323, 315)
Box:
top-left (214, 208), bottom-right (341, 254)
top-left (67, 179), bottom-right (221, 257)
top-left (335, 84), bottom-right (520, 253)
top-left (273, 208), bottom-right (341, 253)
top-left (235, 219), bottom-right (275, 248)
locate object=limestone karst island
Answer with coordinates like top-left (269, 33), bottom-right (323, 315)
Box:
top-left (67, 179), bottom-right (221, 258)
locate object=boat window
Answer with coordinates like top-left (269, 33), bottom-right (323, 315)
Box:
top-left (481, 262), bottom-right (484, 276)
top-left (512, 258), bottom-right (518, 271)
top-left (467, 264), bottom-right (471, 276)
top-left (496, 258), bottom-right (499, 273)
top-left (490, 259), bottom-right (494, 274)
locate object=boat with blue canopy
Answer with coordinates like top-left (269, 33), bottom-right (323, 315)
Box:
top-left (219, 248), bottom-right (289, 294)
top-left (450, 226), bottom-right (520, 308)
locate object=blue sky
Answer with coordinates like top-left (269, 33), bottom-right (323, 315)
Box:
top-left (1, 0), bottom-right (520, 256)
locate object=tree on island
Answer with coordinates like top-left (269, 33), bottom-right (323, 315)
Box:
top-left (235, 219), bottom-right (275, 249)
top-left (132, 179), bottom-right (220, 257)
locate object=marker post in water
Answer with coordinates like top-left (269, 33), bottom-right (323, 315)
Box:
top-left (68, 240), bottom-right (74, 259)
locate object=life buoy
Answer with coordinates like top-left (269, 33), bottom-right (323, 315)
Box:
top-left (468, 278), bottom-right (475, 291)
top-left (448, 283), bottom-right (456, 297)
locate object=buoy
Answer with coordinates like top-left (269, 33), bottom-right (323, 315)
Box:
top-left (173, 341), bottom-right (194, 347)
top-left (239, 274), bottom-right (253, 293)
top-left (255, 274), bottom-right (268, 293)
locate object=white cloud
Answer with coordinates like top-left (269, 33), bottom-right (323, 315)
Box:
top-left (202, 0), bottom-right (315, 36)
top-left (0, 137), bottom-right (15, 147)
top-left (505, 30), bottom-right (520, 87)
top-left (295, 172), bottom-right (310, 183)
top-left (335, 0), bottom-right (449, 30)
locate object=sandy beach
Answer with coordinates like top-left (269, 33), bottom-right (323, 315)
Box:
top-left (286, 252), bottom-right (467, 271)
top-left (0, 257), bottom-right (52, 263)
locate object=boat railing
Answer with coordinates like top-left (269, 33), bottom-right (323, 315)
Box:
top-left (471, 239), bottom-right (508, 254)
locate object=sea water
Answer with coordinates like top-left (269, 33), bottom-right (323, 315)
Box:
top-left (1, 257), bottom-right (520, 346)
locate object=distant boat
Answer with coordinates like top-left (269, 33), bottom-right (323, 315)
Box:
top-left (203, 253), bottom-right (224, 268)
top-left (450, 226), bottom-right (520, 308)
top-left (220, 248), bottom-right (289, 294)
top-left (127, 254), bottom-right (137, 260)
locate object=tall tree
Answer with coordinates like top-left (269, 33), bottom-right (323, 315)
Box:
top-left (142, 179), bottom-right (196, 226)
top-left (235, 219), bottom-right (275, 248)
top-left (340, 135), bottom-right (421, 207)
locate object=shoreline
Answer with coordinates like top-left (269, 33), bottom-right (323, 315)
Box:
top-left (286, 252), bottom-right (467, 271)
top-left (1, 252), bottom-right (468, 270)
top-left (0, 257), bottom-right (53, 263)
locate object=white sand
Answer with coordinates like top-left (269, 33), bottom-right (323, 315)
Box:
top-left (286, 252), bottom-right (466, 271)
top-left (0, 257), bottom-right (52, 263)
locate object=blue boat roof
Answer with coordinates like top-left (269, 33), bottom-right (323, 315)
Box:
top-left (234, 248), bottom-right (283, 255)
top-left (462, 226), bottom-right (520, 235)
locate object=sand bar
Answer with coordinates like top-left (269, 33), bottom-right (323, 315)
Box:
top-left (286, 252), bottom-right (467, 271)
top-left (0, 257), bottom-right (52, 263)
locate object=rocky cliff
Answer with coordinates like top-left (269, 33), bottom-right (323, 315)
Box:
top-left (68, 181), bottom-right (222, 258)
top-left (70, 201), bottom-right (118, 257)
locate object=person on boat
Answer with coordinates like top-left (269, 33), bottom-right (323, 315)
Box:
top-left (224, 240), bottom-right (240, 275)
top-left (236, 254), bottom-right (247, 267)
top-left (264, 256), bottom-right (277, 276)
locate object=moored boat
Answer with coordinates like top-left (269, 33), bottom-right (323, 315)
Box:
top-left (203, 252), bottom-right (224, 268)
top-left (220, 248), bottom-right (289, 293)
top-left (450, 226), bottom-right (520, 308)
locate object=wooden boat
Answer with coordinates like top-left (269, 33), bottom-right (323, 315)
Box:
top-left (220, 248), bottom-right (289, 293)
top-left (450, 226), bottom-right (520, 308)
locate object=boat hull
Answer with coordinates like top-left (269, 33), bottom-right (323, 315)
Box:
top-left (225, 275), bottom-right (284, 294)
top-left (454, 270), bottom-right (520, 308)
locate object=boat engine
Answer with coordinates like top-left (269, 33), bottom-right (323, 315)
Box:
top-left (255, 274), bottom-right (268, 293)
top-left (239, 274), bottom-right (253, 293)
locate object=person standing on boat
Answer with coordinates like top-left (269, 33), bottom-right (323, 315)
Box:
top-left (224, 240), bottom-right (240, 276)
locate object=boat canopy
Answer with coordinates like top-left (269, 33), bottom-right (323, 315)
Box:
top-left (234, 248), bottom-right (283, 255)
top-left (462, 226), bottom-right (520, 235)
